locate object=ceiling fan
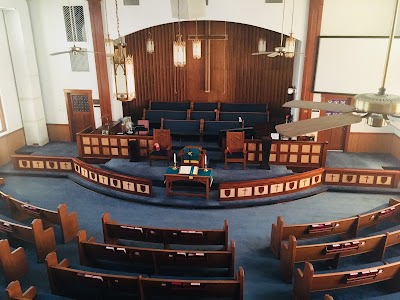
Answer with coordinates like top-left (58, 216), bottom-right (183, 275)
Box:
top-left (50, 3), bottom-right (94, 56)
top-left (252, 0), bottom-right (302, 58)
top-left (275, 0), bottom-right (400, 138)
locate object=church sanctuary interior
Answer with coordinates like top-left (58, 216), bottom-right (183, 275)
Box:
top-left (1, 0), bottom-right (400, 299)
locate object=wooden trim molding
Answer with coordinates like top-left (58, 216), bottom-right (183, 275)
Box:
top-left (299, 0), bottom-right (324, 120)
top-left (0, 129), bottom-right (26, 166)
top-left (47, 124), bottom-right (71, 142)
top-left (88, 0), bottom-right (112, 122)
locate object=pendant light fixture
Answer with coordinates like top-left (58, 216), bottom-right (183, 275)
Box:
top-left (113, 0), bottom-right (135, 101)
top-left (146, 31), bottom-right (154, 54)
top-left (173, 0), bottom-right (186, 67)
top-left (284, 0), bottom-right (296, 58)
top-left (104, 0), bottom-right (114, 58)
top-left (192, 19), bottom-right (201, 59)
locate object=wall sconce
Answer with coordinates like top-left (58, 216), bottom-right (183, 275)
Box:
top-left (258, 37), bottom-right (267, 53)
top-left (146, 31), bottom-right (154, 54)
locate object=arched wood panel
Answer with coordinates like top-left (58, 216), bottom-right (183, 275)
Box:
top-left (124, 21), bottom-right (294, 119)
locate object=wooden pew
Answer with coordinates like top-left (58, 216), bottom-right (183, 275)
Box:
top-left (293, 260), bottom-right (400, 300)
top-left (138, 267), bottom-right (244, 300)
top-left (0, 239), bottom-right (29, 282)
top-left (77, 230), bottom-right (235, 277)
top-left (149, 101), bottom-right (191, 111)
top-left (45, 251), bottom-right (140, 299)
top-left (0, 191), bottom-right (79, 243)
top-left (102, 213), bottom-right (229, 250)
top-left (280, 227), bottom-right (400, 282)
top-left (0, 218), bottom-right (56, 262)
top-left (270, 198), bottom-right (400, 258)
top-left (6, 281), bottom-right (36, 300)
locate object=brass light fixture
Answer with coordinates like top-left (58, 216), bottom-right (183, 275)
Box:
top-left (192, 19), bottom-right (201, 59)
top-left (104, 0), bottom-right (114, 58)
top-left (173, 0), bottom-right (186, 67)
top-left (146, 31), bottom-right (154, 54)
top-left (113, 0), bottom-right (135, 101)
top-left (284, 0), bottom-right (296, 58)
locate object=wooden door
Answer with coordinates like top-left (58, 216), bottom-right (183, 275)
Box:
top-left (65, 89), bottom-right (95, 141)
top-left (317, 94), bottom-right (352, 151)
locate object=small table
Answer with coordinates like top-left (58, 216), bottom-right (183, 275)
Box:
top-left (164, 166), bottom-right (213, 200)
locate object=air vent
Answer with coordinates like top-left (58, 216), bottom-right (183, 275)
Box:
top-left (63, 5), bottom-right (87, 42)
top-left (70, 51), bottom-right (89, 72)
top-left (123, 0), bottom-right (140, 5)
top-left (265, 0), bottom-right (283, 3)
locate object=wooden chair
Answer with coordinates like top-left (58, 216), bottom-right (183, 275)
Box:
top-left (149, 129), bottom-right (172, 166)
top-left (179, 145), bottom-right (206, 168)
top-left (6, 281), bottom-right (37, 300)
top-left (224, 131), bottom-right (246, 170)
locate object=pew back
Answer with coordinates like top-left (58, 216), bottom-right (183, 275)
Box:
top-left (149, 101), bottom-right (191, 111)
top-left (0, 192), bottom-right (78, 243)
top-left (220, 103), bottom-right (268, 112)
top-left (138, 267), bottom-right (244, 300)
top-left (270, 198), bottom-right (400, 257)
top-left (102, 213), bottom-right (229, 250)
top-left (0, 239), bottom-right (28, 282)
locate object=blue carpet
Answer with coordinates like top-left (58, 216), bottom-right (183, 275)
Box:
top-left (1, 143), bottom-right (400, 299)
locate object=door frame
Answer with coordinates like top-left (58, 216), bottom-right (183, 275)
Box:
top-left (64, 89), bottom-right (95, 141)
top-left (320, 93), bottom-right (352, 151)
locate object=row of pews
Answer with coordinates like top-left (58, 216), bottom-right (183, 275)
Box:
top-left (1, 190), bottom-right (244, 300)
top-left (269, 198), bottom-right (400, 299)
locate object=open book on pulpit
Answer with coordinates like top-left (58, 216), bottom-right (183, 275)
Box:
top-left (178, 166), bottom-right (199, 175)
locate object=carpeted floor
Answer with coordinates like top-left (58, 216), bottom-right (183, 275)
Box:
top-left (1, 142), bottom-right (400, 299)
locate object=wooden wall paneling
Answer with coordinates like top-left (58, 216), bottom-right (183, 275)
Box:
top-left (47, 124), bottom-right (71, 142)
top-left (0, 129), bottom-right (26, 166)
top-left (124, 21), bottom-right (294, 119)
top-left (392, 134), bottom-right (400, 160)
top-left (347, 132), bottom-right (393, 153)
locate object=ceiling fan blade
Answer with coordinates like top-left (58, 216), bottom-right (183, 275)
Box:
top-left (275, 114), bottom-right (362, 137)
top-left (267, 52), bottom-right (280, 58)
top-left (283, 100), bottom-right (355, 113)
top-left (252, 51), bottom-right (275, 56)
top-left (50, 51), bottom-right (71, 56)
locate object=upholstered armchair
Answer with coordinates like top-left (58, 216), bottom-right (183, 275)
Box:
top-left (149, 129), bottom-right (172, 166)
top-left (224, 131), bottom-right (246, 170)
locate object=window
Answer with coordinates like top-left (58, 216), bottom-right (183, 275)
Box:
top-left (0, 95), bottom-right (6, 133)
top-left (63, 5), bottom-right (87, 42)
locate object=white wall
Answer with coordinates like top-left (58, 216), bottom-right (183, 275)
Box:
top-left (315, 0), bottom-right (400, 134)
top-left (0, 11), bottom-right (24, 137)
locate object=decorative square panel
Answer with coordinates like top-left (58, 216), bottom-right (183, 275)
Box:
top-left (270, 144), bottom-right (277, 151)
top-left (280, 144), bottom-right (289, 152)
top-left (93, 147), bottom-right (100, 155)
top-left (71, 95), bottom-right (89, 112)
top-left (279, 154), bottom-right (288, 162)
top-left (46, 161), bottom-right (59, 170)
top-left (285, 181), bottom-right (298, 191)
top-left (270, 183), bottom-right (284, 193)
top-left (19, 160), bottom-right (31, 168)
top-left (82, 137), bottom-right (90, 145)
top-left (377, 176), bottom-right (392, 185)
top-left (301, 155), bottom-right (309, 163)
top-left (60, 162), bottom-right (72, 170)
top-left (342, 174), bottom-right (357, 184)
top-left (137, 184), bottom-right (150, 194)
top-left (110, 178), bottom-right (121, 188)
top-left (312, 175), bottom-right (322, 184)
top-left (103, 148), bottom-right (110, 155)
top-left (111, 148), bottom-right (119, 156)
top-left (269, 154), bottom-right (276, 162)
top-left (248, 153), bottom-right (255, 161)
top-left (238, 187), bottom-right (252, 197)
top-left (121, 148), bottom-right (129, 156)
top-left (254, 185), bottom-right (269, 195)
top-left (84, 147), bottom-right (91, 154)
top-left (359, 175), bottom-right (374, 184)
top-left (80, 168), bottom-right (88, 178)
top-left (312, 145), bottom-right (321, 153)
top-left (120, 139), bottom-right (128, 147)
top-left (290, 145), bottom-right (299, 152)
top-left (302, 145), bottom-right (311, 153)
top-left (289, 154), bottom-right (297, 163)
top-left (247, 143), bottom-right (256, 151)
top-left (74, 164), bottom-right (80, 172)
top-left (220, 188), bottom-right (235, 198)
top-left (89, 172), bottom-right (97, 181)
top-left (299, 178), bottom-right (311, 188)
top-left (110, 139), bottom-right (118, 146)
top-left (98, 175), bottom-right (109, 185)
top-left (91, 138), bottom-right (99, 145)
top-left (123, 181), bottom-right (135, 191)
top-left (32, 161), bottom-right (45, 169)
top-left (101, 138), bottom-right (109, 146)
top-left (325, 173), bottom-right (340, 183)
top-left (311, 155), bottom-right (320, 163)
